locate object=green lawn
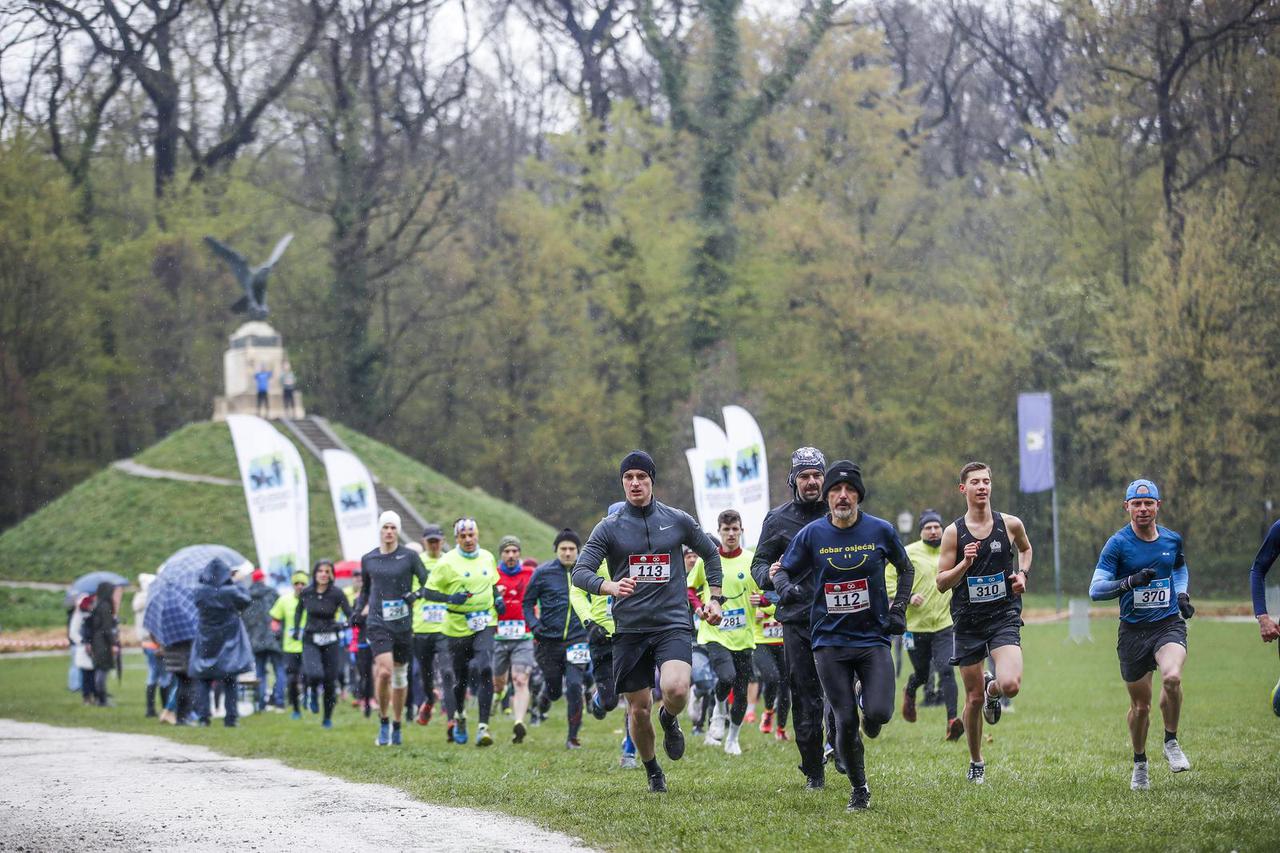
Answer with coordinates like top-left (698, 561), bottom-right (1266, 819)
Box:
top-left (0, 587), bottom-right (68, 631)
top-left (1, 621), bottom-right (1276, 851)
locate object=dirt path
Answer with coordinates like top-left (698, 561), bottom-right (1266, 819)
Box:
top-left (0, 719), bottom-right (594, 852)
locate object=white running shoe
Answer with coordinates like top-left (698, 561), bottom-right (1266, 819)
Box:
top-left (476, 722), bottom-right (493, 747)
top-left (704, 729), bottom-right (723, 747)
top-left (724, 723), bottom-right (742, 756)
top-left (967, 761), bottom-right (986, 784)
top-left (1163, 739), bottom-right (1190, 772)
top-left (982, 671), bottom-right (1002, 725)
top-left (708, 701), bottom-right (728, 741)
top-left (1130, 760), bottom-right (1149, 790)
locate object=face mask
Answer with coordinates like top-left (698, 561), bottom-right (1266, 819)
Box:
top-left (924, 536), bottom-right (942, 548)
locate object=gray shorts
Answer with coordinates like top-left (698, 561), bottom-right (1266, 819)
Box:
top-left (493, 637), bottom-right (535, 675)
top-left (1118, 615), bottom-right (1187, 683)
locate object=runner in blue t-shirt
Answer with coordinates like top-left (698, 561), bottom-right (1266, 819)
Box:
top-left (1090, 479), bottom-right (1194, 789)
top-left (1248, 519), bottom-right (1280, 716)
top-left (776, 461), bottom-right (913, 812)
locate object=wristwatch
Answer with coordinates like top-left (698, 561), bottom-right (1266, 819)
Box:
top-left (710, 595), bottom-right (728, 605)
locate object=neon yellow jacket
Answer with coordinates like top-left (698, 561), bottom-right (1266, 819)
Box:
top-left (569, 561), bottom-right (615, 635)
top-left (887, 539), bottom-right (953, 633)
top-left (689, 550), bottom-right (758, 652)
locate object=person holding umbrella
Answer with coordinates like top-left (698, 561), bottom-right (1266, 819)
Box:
top-left (81, 581), bottom-right (121, 706)
top-left (189, 557), bottom-right (253, 727)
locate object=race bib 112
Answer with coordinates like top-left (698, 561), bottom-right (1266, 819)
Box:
top-left (825, 579), bottom-right (870, 614)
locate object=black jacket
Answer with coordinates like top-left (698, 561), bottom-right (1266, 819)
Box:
top-left (524, 559), bottom-right (587, 642)
top-left (750, 496), bottom-right (828, 626)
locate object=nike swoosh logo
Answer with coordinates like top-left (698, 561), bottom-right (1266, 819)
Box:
top-left (659, 525), bottom-right (673, 531)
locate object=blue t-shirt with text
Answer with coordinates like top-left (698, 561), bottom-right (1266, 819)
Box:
top-left (1094, 525), bottom-right (1187, 623)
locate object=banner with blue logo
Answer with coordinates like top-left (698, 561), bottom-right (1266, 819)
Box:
top-left (1017, 392), bottom-right (1054, 493)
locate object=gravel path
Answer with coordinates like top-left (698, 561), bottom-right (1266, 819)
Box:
top-left (0, 719), bottom-right (594, 852)
top-left (111, 458), bottom-right (239, 487)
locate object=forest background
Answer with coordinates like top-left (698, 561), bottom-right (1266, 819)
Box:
top-left (2, 0), bottom-right (1277, 595)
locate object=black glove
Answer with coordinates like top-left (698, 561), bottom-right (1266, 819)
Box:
top-left (586, 621), bottom-right (610, 645)
top-left (1120, 567), bottom-right (1158, 592)
top-left (1177, 593), bottom-right (1194, 619)
top-left (888, 607), bottom-right (907, 636)
top-left (290, 627), bottom-right (300, 641)
top-left (403, 589), bottom-right (419, 605)
top-left (778, 583), bottom-right (803, 606)
top-left (447, 592), bottom-right (469, 605)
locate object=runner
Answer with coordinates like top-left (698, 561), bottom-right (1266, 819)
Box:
top-left (1248, 518), bottom-right (1280, 715)
top-left (1089, 479), bottom-right (1195, 789)
top-left (270, 571), bottom-right (308, 719)
top-left (751, 446), bottom-right (831, 788)
top-left (935, 461), bottom-right (1033, 784)
top-left (411, 524), bottom-right (450, 727)
top-left (525, 530), bottom-right (590, 748)
top-left (491, 535), bottom-right (536, 743)
top-left (750, 590), bottom-right (788, 741)
top-left (888, 509), bottom-right (962, 741)
top-left (294, 559), bottom-right (353, 728)
top-left (775, 461), bottom-right (913, 811)
top-left (353, 511), bottom-right (429, 746)
top-left (688, 509), bottom-right (759, 755)
top-left (427, 518), bottom-right (502, 747)
top-left (571, 450), bottom-right (723, 793)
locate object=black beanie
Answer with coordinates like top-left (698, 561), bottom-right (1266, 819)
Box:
top-left (919, 509), bottom-right (943, 530)
top-left (619, 450), bottom-right (657, 482)
top-left (821, 460), bottom-right (866, 502)
top-left (554, 528), bottom-right (582, 549)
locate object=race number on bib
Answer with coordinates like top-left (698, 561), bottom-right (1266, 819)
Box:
top-left (420, 603), bottom-right (445, 623)
top-left (1132, 577), bottom-right (1170, 610)
top-left (720, 607), bottom-right (746, 631)
top-left (762, 621), bottom-right (784, 640)
top-left (311, 631), bottom-right (338, 646)
top-left (825, 579), bottom-right (870, 614)
top-left (497, 619), bottom-right (526, 639)
top-left (605, 595), bottom-right (614, 618)
top-left (381, 599), bottom-right (409, 621)
top-left (629, 554), bottom-right (671, 584)
top-left (966, 573), bottom-right (1007, 603)
top-left (566, 642), bottom-right (591, 666)
top-left (465, 611), bottom-right (489, 633)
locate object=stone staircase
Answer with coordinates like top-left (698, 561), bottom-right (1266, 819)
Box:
top-left (279, 416), bottom-right (429, 543)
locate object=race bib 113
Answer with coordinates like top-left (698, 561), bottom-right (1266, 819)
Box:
top-left (629, 554), bottom-right (671, 584)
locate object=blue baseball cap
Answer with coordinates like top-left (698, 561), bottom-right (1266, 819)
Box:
top-left (1125, 479), bottom-right (1160, 501)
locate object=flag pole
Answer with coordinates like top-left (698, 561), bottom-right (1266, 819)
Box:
top-left (1052, 483), bottom-right (1062, 613)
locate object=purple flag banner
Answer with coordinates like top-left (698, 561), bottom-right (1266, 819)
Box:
top-left (1018, 392), bottom-right (1054, 493)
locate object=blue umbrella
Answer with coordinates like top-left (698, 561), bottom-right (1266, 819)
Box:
top-left (63, 570), bottom-right (130, 608)
top-left (144, 545), bottom-right (250, 647)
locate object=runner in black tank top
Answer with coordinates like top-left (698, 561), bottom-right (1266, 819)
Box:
top-left (935, 462), bottom-right (1033, 784)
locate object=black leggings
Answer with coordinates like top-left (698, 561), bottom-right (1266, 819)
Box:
top-left (814, 645), bottom-right (895, 788)
top-left (589, 637), bottom-right (618, 712)
top-left (412, 633), bottom-right (448, 713)
top-left (783, 623), bottom-right (826, 778)
top-left (752, 643), bottom-right (791, 728)
top-left (284, 652), bottom-right (303, 713)
top-left (905, 627), bottom-right (958, 718)
top-left (447, 630), bottom-right (494, 724)
top-left (535, 638), bottom-right (587, 739)
top-left (302, 640), bottom-right (343, 722)
top-left (705, 643), bottom-right (753, 726)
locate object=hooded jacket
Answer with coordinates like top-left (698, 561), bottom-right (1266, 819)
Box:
top-left (242, 580), bottom-right (281, 654)
top-left (85, 580), bottom-right (118, 670)
top-left (750, 495), bottom-right (829, 626)
top-left (188, 558), bottom-right (253, 680)
top-left (523, 558), bottom-right (586, 642)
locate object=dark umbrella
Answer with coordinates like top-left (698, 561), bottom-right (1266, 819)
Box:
top-left (63, 571), bottom-right (129, 608)
top-left (144, 545), bottom-right (250, 647)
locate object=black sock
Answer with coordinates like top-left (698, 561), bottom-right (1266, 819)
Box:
top-left (1164, 730), bottom-right (1176, 743)
top-left (644, 757), bottom-right (662, 776)
top-left (392, 720), bottom-right (401, 731)
top-left (1134, 752), bottom-right (1147, 763)
top-left (380, 716), bottom-right (389, 725)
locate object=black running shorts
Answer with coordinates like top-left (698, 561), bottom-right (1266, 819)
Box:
top-left (366, 624), bottom-right (412, 664)
top-left (612, 627), bottom-right (693, 695)
top-left (1117, 614), bottom-right (1187, 683)
top-left (950, 618), bottom-right (1021, 667)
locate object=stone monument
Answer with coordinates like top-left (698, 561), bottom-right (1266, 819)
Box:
top-left (206, 233), bottom-right (304, 421)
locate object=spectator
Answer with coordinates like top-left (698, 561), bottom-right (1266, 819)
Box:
top-left (281, 362), bottom-right (297, 417)
top-left (81, 581), bottom-right (119, 706)
top-left (69, 594), bottom-right (95, 705)
top-left (243, 569), bottom-right (284, 711)
top-left (133, 574), bottom-right (171, 717)
top-left (189, 558), bottom-right (253, 727)
top-left (254, 363), bottom-right (273, 418)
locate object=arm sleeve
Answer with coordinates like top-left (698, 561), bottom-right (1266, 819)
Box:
top-left (774, 529), bottom-right (808, 602)
top-left (522, 573), bottom-right (541, 634)
top-left (353, 559), bottom-right (370, 614)
top-left (884, 555), bottom-right (899, 601)
top-left (1250, 520), bottom-right (1280, 615)
top-left (1172, 539), bottom-right (1189, 596)
top-left (572, 521), bottom-right (610, 595)
top-left (687, 517), bottom-right (722, 587)
top-left (415, 555), bottom-right (429, 587)
top-left (338, 590), bottom-right (353, 619)
top-left (749, 514), bottom-right (783, 590)
top-left (1089, 538), bottom-right (1125, 601)
top-left (886, 532), bottom-right (914, 613)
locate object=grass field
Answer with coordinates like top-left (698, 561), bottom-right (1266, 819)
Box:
top-left (0, 587), bottom-right (68, 631)
top-left (1, 620), bottom-right (1276, 851)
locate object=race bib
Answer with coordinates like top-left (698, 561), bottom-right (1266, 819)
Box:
top-left (825, 579), bottom-right (870, 614)
top-left (381, 599), bottom-right (409, 621)
top-left (311, 631), bottom-right (338, 646)
top-left (762, 621), bottom-right (784, 640)
top-left (566, 642), bottom-right (591, 666)
top-left (966, 573), bottom-right (1007, 603)
top-left (903, 631), bottom-right (915, 651)
top-left (1132, 577), bottom-right (1170, 610)
top-left (497, 619), bottom-right (526, 639)
top-left (465, 611), bottom-right (489, 633)
top-left (629, 554), bottom-right (671, 584)
top-left (420, 603), bottom-right (445, 623)
top-left (605, 595), bottom-right (614, 618)
top-left (720, 607), bottom-right (747, 631)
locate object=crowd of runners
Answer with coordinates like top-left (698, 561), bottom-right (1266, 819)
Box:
top-left (131, 446), bottom-right (1280, 812)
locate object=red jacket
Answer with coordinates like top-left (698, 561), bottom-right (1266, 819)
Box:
top-left (496, 564), bottom-right (534, 628)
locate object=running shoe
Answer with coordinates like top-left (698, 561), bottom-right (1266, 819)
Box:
top-left (760, 709), bottom-right (774, 734)
top-left (375, 720), bottom-right (391, 746)
top-left (362, 701), bottom-right (372, 718)
top-left (647, 771), bottom-right (667, 794)
top-left (310, 691), bottom-right (319, 714)
top-left (476, 722), bottom-right (493, 747)
top-left (847, 785), bottom-right (871, 811)
top-left (416, 703), bottom-right (433, 726)
top-left (1163, 739), bottom-right (1190, 772)
top-left (453, 715), bottom-right (469, 745)
top-left (291, 711), bottom-right (302, 720)
top-left (512, 721), bottom-right (527, 744)
top-left (946, 717), bottom-right (965, 742)
top-left (445, 719), bottom-right (456, 744)
top-left (823, 743), bottom-right (835, 765)
top-left (589, 696), bottom-right (608, 721)
top-left (775, 726), bottom-right (789, 742)
top-left (708, 705), bottom-right (727, 741)
top-left (1130, 760), bottom-right (1149, 791)
top-left (982, 671), bottom-right (1002, 725)
top-left (902, 686), bottom-right (917, 723)
top-left (322, 719), bottom-right (333, 729)
top-left (390, 725), bottom-right (402, 746)
top-left (1272, 675), bottom-right (1280, 717)
top-left (659, 707), bottom-right (686, 760)
top-left (703, 729), bottom-right (723, 747)
top-left (619, 750), bottom-right (638, 770)
top-left (967, 761), bottom-right (985, 784)
top-left (724, 730), bottom-right (742, 756)
top-left (804, 774), bottom-right (824, 791)
top-left (566, 737), bottom-right (582, 750)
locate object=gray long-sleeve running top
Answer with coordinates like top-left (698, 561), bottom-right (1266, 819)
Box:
top-left (572, 499), bottom-right (722, 634)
